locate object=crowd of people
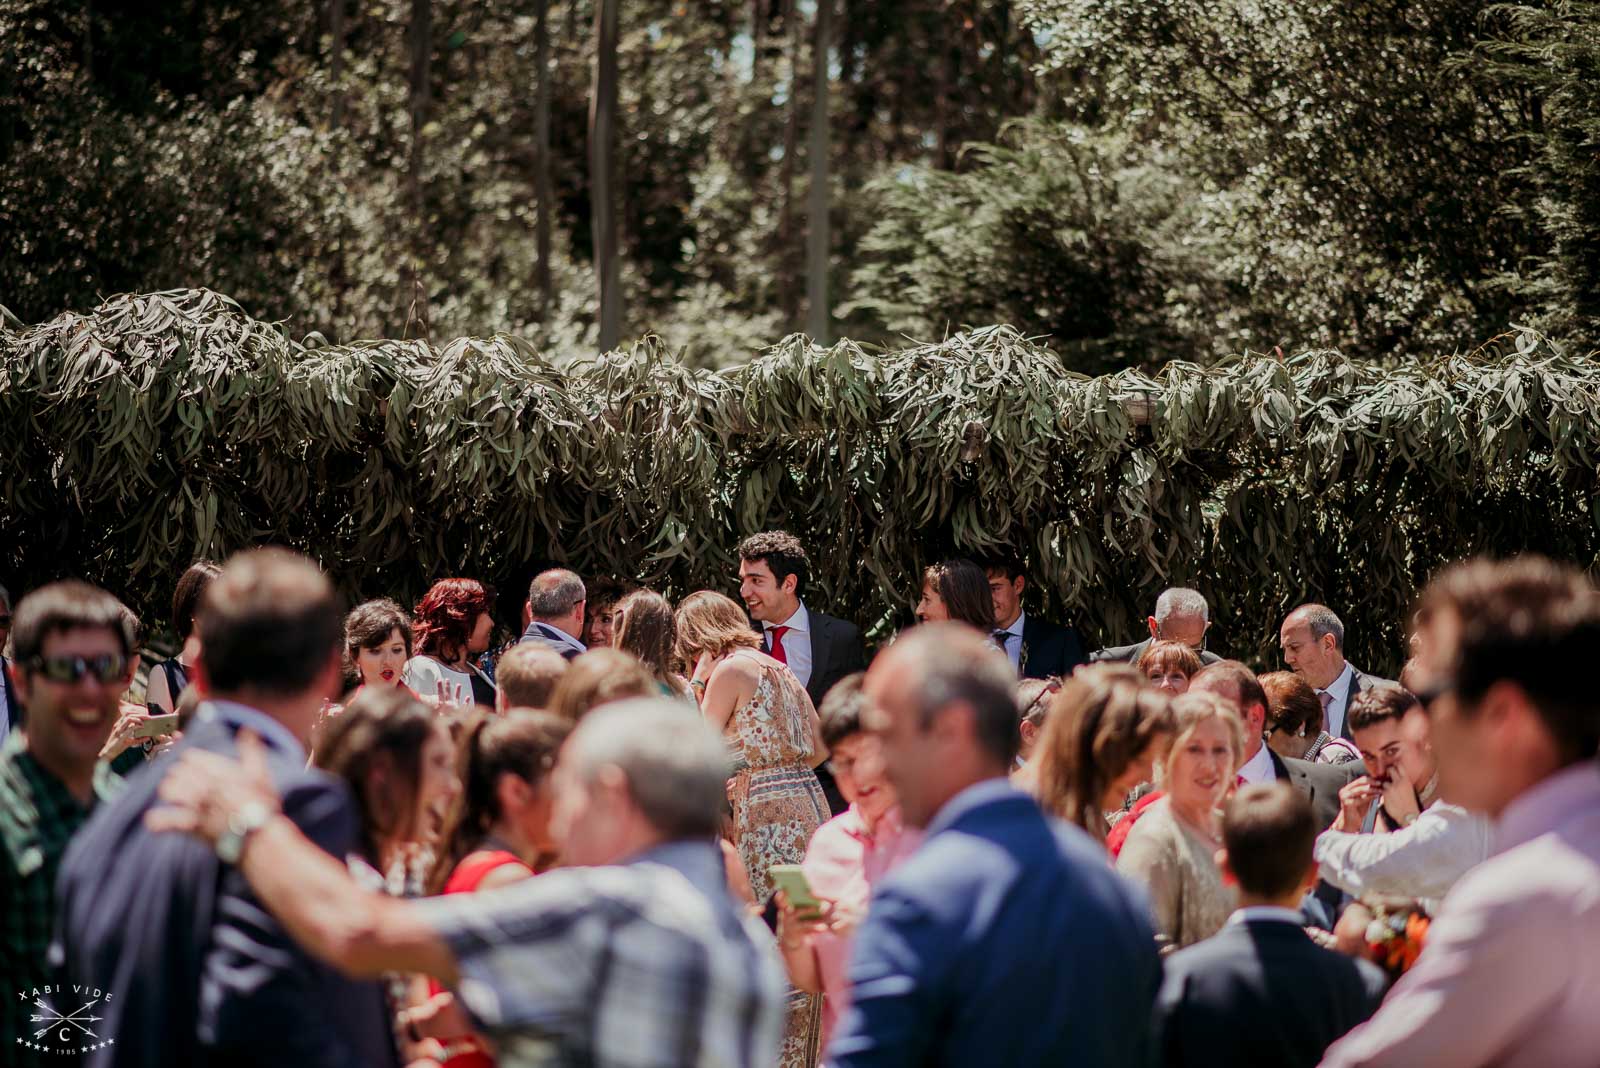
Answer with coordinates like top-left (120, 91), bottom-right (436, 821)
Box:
top-left (2, 533), bottom-right (1598, 1068)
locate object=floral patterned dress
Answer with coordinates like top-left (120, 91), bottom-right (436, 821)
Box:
top-left (719, 650), bottom-right (829, 1068)
top-left (722, 651), bottom-right (829, 906)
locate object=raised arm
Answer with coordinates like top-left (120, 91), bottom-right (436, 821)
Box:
top-left (147, 729), bottom-right (459, 984)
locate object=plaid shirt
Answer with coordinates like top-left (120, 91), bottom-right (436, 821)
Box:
top-left (416, 840), bottom-right (785, 1068)
top-left (0, 733), bottom-right (118, 1066)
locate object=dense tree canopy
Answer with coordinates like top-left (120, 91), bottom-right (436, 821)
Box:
top-left (2, 0), bottom-right (1597, 367)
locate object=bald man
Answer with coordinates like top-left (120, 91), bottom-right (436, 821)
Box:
top-left (829, 625), bottom-right (1160, 1068)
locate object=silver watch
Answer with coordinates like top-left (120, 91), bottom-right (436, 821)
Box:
top-left (216, 801), bottom-right (275, 865)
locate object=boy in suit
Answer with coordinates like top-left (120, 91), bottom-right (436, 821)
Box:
top-left (1154, 783), bottom-right (1388, 1068)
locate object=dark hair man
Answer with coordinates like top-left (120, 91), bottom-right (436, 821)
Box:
top-left (55, 548), bottom-right (400, 1068)
top-left (832, 624), bottom-right (1160, 1066)
top-left (1090, 587), bottom-right (1223, 666)
top-left (1154, 784), bottom-right (1388, 1068)
top-left (1314, 686), bottom-right (1491, 916)
top-left (519, 568), bottom-right (587, 660)
top-left (1, 581), bottom-right (134, 1067)
top-left (1190, 660), bottom-right (1356, 831)
top-left (738, 531), bottom-right (866, 815)
top-left (737, 531), bottom-right (866, 710)
top-left (1324, 555), bottom-right (1600, 1068)
top-left (979, 553), bottom-right (1087, 679)
top-left (1279, 603), bottom-right (1395, 741)
top-left (144, 699), bottom-right (787, 1066)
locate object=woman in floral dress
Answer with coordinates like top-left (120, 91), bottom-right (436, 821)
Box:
top-left (676, 590), bottom-right (830, 1067)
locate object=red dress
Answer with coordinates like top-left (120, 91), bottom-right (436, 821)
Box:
top-left (427, 850), bottom-right (532, 1068)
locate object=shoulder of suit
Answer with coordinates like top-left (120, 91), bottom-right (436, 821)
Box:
top-left (809, 610), bottom-right (861, 637)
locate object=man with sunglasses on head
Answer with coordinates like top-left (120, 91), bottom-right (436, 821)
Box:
top-left (0, 580), bottom-right (134, 1067)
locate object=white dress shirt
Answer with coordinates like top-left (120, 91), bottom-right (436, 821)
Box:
top-left (1236, 742), bottom-right (1276, 785)
top-left (1319, 661), bottom-right (1357, 739)
top-left (1314, 799), bottom-right (1493, 914)
top-left (995, 610), bottom-right (1026, 673)
top-left (763, 602), bottom-right (813, 688)
top-left (1227, 905), bottom-right (1306, 928)
top-left (1322, 762), bottom-right (1600, 1068)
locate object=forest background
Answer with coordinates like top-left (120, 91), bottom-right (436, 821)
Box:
top-left (5, 0), bottom-right (1599, 371)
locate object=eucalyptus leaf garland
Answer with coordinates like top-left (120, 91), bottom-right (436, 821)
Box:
top-left (3, 289), bottom-right (1595, 675)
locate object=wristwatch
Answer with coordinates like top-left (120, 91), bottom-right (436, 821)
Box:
top-left (216, 801), bottom-right (276, 864)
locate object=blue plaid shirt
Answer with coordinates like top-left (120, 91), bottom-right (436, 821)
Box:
top-left (416, 839), bottom-right (785, 1067)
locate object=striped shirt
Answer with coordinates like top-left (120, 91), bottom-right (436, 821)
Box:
top-left (415, 840), bottom-right (785, 1068)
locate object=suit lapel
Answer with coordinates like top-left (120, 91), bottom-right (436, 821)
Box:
top-left (808, 612), bottom-right (833, 695)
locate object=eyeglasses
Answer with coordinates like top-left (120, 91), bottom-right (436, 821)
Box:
top-left (1411, 678), bottom-right (1455, 712)
top-left (1021, 678), bottom-right (1064, 724)
top-left (25, 653), bottom-right (130, 685)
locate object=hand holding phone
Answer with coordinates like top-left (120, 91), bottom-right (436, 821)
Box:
top-left (130, 713), bottom-right (181, 740)
top-left (769, 864), bottom-right (822, 913)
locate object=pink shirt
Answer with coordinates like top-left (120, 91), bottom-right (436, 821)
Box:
top-left (800, 804), bottom-right (923, 1049)
top-left (1321, 761), bottom-right (1600, 1068)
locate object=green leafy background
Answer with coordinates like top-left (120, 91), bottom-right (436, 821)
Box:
top-left (5, 288), bottom-right (1595, 676)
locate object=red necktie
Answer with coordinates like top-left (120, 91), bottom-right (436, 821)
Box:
top-left (767, 625), bottom-right (790, 665)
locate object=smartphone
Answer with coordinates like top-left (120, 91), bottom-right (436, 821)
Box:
top-left (769, 864), bottom-right (822, 913)
top-left (130, 713), bottom-right (181, 740)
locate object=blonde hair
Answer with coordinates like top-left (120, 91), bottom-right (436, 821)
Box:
top-left (1034, 665), bottom-right (1177, 840)
top-left (546, 648), bottom-right (658, 723)
top-left (673, 590), bottom-right (761, 663)
top-left (1165, 690), bottom-right (1247, 775)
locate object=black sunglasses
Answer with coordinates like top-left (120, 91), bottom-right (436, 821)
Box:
top-left (26, 653), bottom-right (130, 685)
top-left (1411, 679), bottom-right (1455, 711)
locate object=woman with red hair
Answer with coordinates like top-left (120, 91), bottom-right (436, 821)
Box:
top-left (402, 578), bottom-right (497, 708)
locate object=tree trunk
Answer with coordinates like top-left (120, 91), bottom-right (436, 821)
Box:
top-left (534, 0), bottom-right (553, 321)
top-left (329, 0), bottom-right (346, 128)
top-left (407, 0), bottom-right (432, 339)
top-left (590, 0), bottom-right (622, 351)
top-left (776, 0), bottom-right (801, 326)
top-left (804, 0), bottom-right (831, 342)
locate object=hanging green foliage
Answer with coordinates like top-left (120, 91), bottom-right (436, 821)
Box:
top-left (3, 289), bottom-right (1596, 676)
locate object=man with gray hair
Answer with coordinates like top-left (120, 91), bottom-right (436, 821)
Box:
top-left (1090, 586), bottom-right (1223, 666)
top-left (1279, 603), bottom-right (1394, 741)
top-left (830, 624), bottom-right (1161, 1066)
top-left (519, 568), bottom-right (588, 660)
top-left (145, 698), bottom-right (787, 1067)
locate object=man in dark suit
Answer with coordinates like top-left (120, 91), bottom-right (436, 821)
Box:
top-left (1090, 587), bottom-right (1223, 667)
top-left (830, 624), bottom-right (1161, 1067)
top-left (1280, 604), bottom-right (1395, 741)
top-left (1155, 783), bottom-right (1388, 1068)
top-left (1192, 660), bottom-right (1357, 830)
top-left (54, 549), bottom-right (399, 1068)
top-left (979, 555), bottom-right (1087, 678)
top-left (737, 532), bottom-right (866, 814)
top-left (518, 568), bottom-right (588, 660)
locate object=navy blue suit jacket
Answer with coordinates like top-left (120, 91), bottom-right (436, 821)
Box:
top-left (1154, 916), bottom-right (1388, 1068)
top-left (54, 705), bottom-right (398, 1068)
top-left (1019, 615), bottom-right (1088, 679)
top-left (828, 781), bottom-right (1162, 1068)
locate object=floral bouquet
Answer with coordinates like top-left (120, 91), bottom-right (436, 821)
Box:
top-left (1361, 897), bottom-right (1431, 980)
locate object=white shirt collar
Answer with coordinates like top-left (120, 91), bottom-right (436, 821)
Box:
top-left (1320, 660), bottom-right (1356, 701)
top-left (764, 601), bottom-right (810, 635)
top-left (1002, 609), bottom-right (1025, 638)
top-left (1227, 905), bottom-right (1305, 927)
top-left (1237, 741), bottom-right (1276, 785)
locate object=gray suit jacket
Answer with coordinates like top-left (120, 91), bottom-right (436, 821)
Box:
top-left (1339, 665), bottom-right (1398, 740)
top-left (1271, 748), bottom-right (1360, 831)
top-left (1089, 637), bottom-right (1223, 667)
